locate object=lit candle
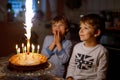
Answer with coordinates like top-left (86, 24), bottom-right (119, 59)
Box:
top-left (16, 44), bottom-right (18, 54)
top-left (22, 43), bottom-right (24, 53)
top-left (32, 44), bottom-right (35, 53)
top-left (37, 45), bottom-right (40, 53)
top-left (24, 46), bottom-right (26, 53)
top-left (27, 39), bottom-right (30, 53)
top-left (18, 48), bottom-right (20, 53)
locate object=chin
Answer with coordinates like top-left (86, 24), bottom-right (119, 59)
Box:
top-left (80, 37), bottom-right (83, 40)
top-left (80, 38), bottom-right (86, 41)
top-left (80, 39), bottom-right (84, 41)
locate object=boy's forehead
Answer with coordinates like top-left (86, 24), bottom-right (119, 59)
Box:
top-left (53, 20), bottom-right (65, 24)
top-left (80, 22), bottom-right (95, 28)
top-left (80, 22), bottom-right (91, 26)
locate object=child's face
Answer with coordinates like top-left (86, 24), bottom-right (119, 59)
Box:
top-left (52, 21), bottom-right (67, 36)
top-left (79, 23), bottom-right (98, 42)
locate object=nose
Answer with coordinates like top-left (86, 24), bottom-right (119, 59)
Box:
top-left (79, 28), bottom-right (83, 33)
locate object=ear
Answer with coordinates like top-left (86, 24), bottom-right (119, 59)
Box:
top-left (66, 28), bottom-right (69, 32)
top-left (94, 29), bottom-right (101, 37)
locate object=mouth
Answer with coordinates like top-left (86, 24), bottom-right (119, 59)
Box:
top-left (80, 35), bottom-right (84, 37)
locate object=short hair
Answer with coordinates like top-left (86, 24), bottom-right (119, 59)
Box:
top-left (50, 15), bottom-right (70, 29)
top-left (80, 14), bottom-right (105, 41)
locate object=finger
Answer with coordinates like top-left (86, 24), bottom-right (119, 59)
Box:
top-left (56, 30), bottom-right (59, 35)
top-left (54, 30), bottom-right (57, 35)
top-left (57, 32), bottom-right (60, 42)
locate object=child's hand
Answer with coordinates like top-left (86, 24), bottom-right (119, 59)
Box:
top-left (48, 32), bottom-right (56, 51)
top-left (54, 30), bottom-right (61, 45)
top-left (54, 30), bottom-right (62, 51)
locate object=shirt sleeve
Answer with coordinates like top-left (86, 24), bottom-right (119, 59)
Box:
top-left (55, 40), bottom-right (72, 64)
top-left (66, 46), bottom-right (76, 79)
top-left (41, 36), bottom-right (52, 58)
top-left (95, 48), bottom-right (109, 80)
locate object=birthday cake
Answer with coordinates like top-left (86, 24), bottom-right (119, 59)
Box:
top-left (8, 53), bottom-right (49, 71)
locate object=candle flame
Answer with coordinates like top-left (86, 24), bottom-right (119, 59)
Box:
top-left (32, 44), bottom-right (35, 49)
top-left (22, 43), bottom-right (24, 47)
top-left (37, 45), bottom-right (40, 49)
top-left (32, 44), bottom-right (35, 53)
top-left (37, 45), bottom-right (40, 53)
top-left (16, 44), bottom-right (18, 49)
top-left (18, 48), bottom-right (20, 53)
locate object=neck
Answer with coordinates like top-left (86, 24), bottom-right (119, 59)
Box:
top-left (84, 40), bottom-right (98, 47)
